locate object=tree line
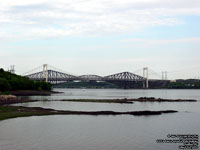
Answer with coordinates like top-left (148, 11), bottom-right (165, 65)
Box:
top-left (0, 68), bottom-right (51, 92)
top-left (167, 79), bottom-right (200, 89)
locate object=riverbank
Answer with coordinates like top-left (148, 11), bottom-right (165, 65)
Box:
top-left (10, 90), bottom-right (61, 96)
top-left (0, 95), bottom-right (37, 105)
top-left (0, 105), bottom-right (178, 121)
top-left (132, 97), bottom-right (197, 102)
top-left (0, 95), bottom-right (197, 105)
top-left (57, 97), bottom-right (197, 103)
top-left (0, 96), bottom-right (196, 121)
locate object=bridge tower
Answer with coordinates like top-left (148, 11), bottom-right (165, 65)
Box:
top-left (165, 71), bottom-right (167, 80)
top-left (143, 67), bottom-right (148, 88)
top-left (162, 71), bottom-right (168, 80)
top-left (43, 64), bottom-right (48, 82)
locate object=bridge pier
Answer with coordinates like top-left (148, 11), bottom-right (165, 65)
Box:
top-left (143, 67), bottom-right (149, 88)
top-left (43, 64), bottom-right (48, 82)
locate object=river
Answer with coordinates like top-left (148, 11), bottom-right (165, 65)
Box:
top-left (0, 89), bottom-right (200, 150)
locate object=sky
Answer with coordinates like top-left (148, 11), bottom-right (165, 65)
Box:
top-left (0, 0), bottom-right (200, 79)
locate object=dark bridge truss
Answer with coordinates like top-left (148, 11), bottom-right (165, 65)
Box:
top-left (104, 72), bottom-right (144, 81)
top-left (25, 70), bottom-right (77, 82)
top-left (78, 75), bottom-right (104, 81)
top-left (25, 70), bottom-right (145, 83)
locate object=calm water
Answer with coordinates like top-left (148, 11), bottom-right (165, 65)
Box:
top-left (22, 88), bottom-right (200, 100)
top-left (1, 89), bottom-right (200, 150)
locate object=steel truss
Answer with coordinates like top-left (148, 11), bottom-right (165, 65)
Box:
top-left (26, 70), bottom-right (144, 83)
top-left (104, 72), bottom-right (144, 81)
top-left (25, 70), bottom-right (77, 82)
top-left (78, 75), bottom-right (103, 81)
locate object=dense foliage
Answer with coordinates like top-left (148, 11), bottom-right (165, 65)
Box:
top-left (168, 79), bottom-right (200, 89)
top-left (0, 68), bottom-right (51, 91)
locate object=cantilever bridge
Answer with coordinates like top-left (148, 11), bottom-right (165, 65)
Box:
top-left (24, 64), bottom-right (168, 88)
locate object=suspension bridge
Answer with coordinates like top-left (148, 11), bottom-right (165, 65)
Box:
top-left (24, 64), bottom-right (170, 88)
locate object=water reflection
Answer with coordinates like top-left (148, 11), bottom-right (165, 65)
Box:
top-left (13, 101), bottom-right (200, 113)
top-left (1, 89), bottom-right (200, 150)
top-left (21, 88), bottom-right (200, 101)
top-left (0, 113), bottom-right (200, 150)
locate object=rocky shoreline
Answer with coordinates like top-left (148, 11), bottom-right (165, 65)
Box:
top-left (131, 97), bottom-right (197, 102)
top-left (0, 95), bottom-right (37, 105)
top-left (58, 97), bottom-right (197, 103)
top-left (0, 95), bottom-right (197, 121)
top-left (7, 106), bottom-right (178, 116)
top-left (0, 105), bottom-right (178, 121)
top-left (0, 95), bottom-right (197, 105)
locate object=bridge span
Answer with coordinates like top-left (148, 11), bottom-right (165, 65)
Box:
top-left (24, 64), bottom-right (168, 89)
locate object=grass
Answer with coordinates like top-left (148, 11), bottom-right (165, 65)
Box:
top-left (0, 106), bottom-right (53, 121)
top-left (0, 105), bottom-right (178, 121)
top-left (0, 91), bottom-right (10, 95)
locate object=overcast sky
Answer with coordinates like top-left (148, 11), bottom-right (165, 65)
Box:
top-left (0, 0), bottom-right (200, 79)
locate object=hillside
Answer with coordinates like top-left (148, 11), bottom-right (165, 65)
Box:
top-left (0, 68), bottom-right (51, 92)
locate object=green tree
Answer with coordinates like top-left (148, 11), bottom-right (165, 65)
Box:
top-left (0, 68), bottom-right (51, 91)
top-left (0, 78), bottom-right (11, 91)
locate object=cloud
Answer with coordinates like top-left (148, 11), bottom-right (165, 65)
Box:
top-left (0, 0), bottom-right (200, 41)
top-left (121, 37), bottom-right (200, 48)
